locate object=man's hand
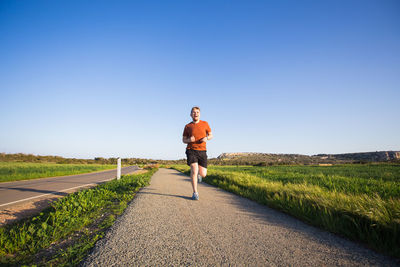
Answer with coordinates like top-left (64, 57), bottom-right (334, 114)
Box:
top-left (183, 136), bottom-right (196, 144)
top-left (200, 136), bottom-right (208, 143)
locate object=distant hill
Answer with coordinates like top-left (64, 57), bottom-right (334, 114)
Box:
top-left (315, 151), bottom-right (400, 162)
top-left (214, 151), bottom-right (400, 165)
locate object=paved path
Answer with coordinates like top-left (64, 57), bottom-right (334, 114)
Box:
top-left (0, 166), bottom-right (139, 208)
top-left (82, 168), bottom-right (399, 266)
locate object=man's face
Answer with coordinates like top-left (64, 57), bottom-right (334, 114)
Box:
top-left (191, 109), bottom-right (200, 121)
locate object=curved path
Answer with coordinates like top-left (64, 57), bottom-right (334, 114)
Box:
top-left (82, 168), bottom-right (399, 266)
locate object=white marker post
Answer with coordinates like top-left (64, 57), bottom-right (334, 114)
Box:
top-left (117, 157), bottom-right (121, 180)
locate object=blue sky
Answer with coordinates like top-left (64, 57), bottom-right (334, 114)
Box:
top-left (1, 0), bottom-right (399, 160)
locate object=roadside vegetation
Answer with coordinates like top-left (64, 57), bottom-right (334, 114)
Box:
top-left (0, 162), bottom-right (117, 183)
top-left (171, 164), bottom-right (400, 258)
top-left (0, 168), bottom-right (156, 266)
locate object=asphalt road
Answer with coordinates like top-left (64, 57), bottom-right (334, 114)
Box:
top-left (82, 168), bottom-right (399, 266)
top-left (0, 166), bottom-right (139, 208)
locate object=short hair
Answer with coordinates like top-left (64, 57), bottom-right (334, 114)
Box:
top-left (191, 106), bottom-right (200, 113)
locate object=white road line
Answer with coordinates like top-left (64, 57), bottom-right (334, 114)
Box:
top-left (0, 169), bottom-right (118, 185)
top-left (0, 178), bottom-right (114, 208)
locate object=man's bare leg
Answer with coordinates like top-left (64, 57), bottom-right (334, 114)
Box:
top-left (190, 163), bottom-right (199, 193)
top-left (198, 165), bottom-right (207, 178)
top-left (198, 165), bottom-right (207, 182)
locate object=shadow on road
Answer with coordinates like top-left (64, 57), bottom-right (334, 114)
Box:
top-left (139, 191), bottom-right (192, 200)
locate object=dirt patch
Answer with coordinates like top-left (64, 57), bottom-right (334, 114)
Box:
top-left (0, 170), bottom-right (146, 227)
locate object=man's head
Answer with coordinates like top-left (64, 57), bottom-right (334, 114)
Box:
top-left (190, 106), bottom-right (200, 122)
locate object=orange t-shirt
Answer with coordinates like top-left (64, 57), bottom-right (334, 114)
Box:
top-left (183, 120), bottom-right (211, 151)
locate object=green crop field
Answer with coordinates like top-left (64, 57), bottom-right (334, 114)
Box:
top-left (0, 162), bottom-right (117, 183)
top-left (172, 164), bottom-right (400, 257)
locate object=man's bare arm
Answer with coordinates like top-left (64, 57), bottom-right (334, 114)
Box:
top-left (207, 132), bottom-right (213, 141)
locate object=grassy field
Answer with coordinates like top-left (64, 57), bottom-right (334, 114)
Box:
top-left (0, 162), bottom-right (117, 183)
top-left (0, 169), bottom-right (156, 266)
top-left (172, 164), bottom-right (400, 258)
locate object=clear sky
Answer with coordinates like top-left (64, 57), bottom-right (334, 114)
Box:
top-left (1, 0), bottom-right (399, 160)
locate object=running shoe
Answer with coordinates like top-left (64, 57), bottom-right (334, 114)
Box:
top-left (192, 192), bottom-right (199, 200)
top-left (198, 174), bottom-right (202, 183)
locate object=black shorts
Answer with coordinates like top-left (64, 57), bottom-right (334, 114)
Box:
top-left (186, 149), bottom-right (208, 168)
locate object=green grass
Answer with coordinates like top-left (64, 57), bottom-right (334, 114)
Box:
top-left (0, 162), bottom-right (117, 183)
top-left (211, 164), bottom-right (400, 199)
top-left (0, 168), bottom-right (156, 266)
top-left (171, 164), bottom-right (400, 258)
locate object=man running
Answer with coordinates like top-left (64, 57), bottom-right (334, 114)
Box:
top-left (182, 106), bottom-right (213, 200)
